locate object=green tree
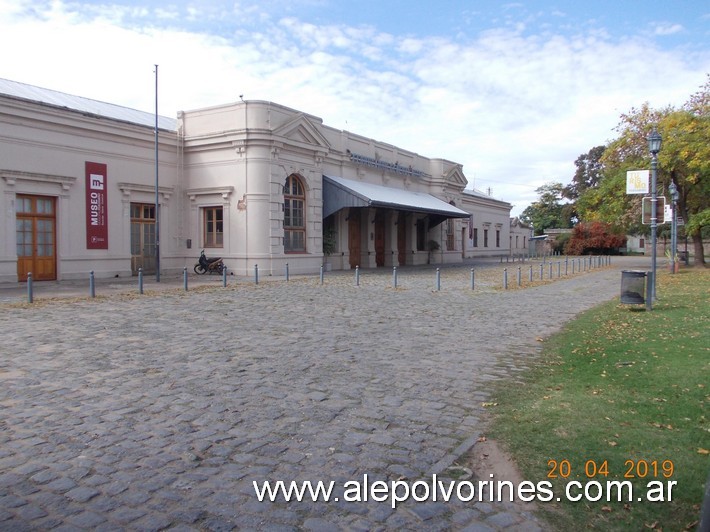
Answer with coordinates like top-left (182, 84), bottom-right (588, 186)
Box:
top-left (577, 76), bottom-right (709, 266)
top-left (520, 182), bottom-right (572, 235)
top-left (563, 145), bottom-right (606, 200)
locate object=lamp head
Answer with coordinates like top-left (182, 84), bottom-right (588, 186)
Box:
top-left (647, 126), bottom-right (662, 154)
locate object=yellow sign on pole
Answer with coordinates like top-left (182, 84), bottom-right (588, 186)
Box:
top-left (626, 170), bottom-right (650, 194)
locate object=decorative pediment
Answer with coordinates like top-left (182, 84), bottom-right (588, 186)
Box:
top-left (442, 165), bottom-right (468, 188)
top-left (273, 113), bottom-right (331, 150)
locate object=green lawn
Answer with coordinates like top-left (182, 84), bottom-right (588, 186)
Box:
top-left (488, 268), bottom-right (709, 530)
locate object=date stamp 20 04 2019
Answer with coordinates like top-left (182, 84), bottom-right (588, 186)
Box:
top-left (547, 459), bottom-right (675, 480)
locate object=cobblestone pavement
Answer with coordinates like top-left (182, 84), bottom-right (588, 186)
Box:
top-left (0, 257), bottom-right (651, 531)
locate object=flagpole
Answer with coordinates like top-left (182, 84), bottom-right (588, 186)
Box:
top-left (154, 64), bottom-right (160, 282)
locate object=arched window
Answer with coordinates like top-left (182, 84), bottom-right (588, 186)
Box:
top-left (284, 175), bottom-right (306, 252)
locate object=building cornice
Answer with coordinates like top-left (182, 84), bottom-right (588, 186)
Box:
top-left (1, 169), bottom-right (76, 191)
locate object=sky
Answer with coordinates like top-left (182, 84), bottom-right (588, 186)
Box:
top-left (1, 0), bottom-right (708, 215)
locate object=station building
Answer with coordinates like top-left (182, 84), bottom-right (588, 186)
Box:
top-left (0, 78), bottom-right (513, 282)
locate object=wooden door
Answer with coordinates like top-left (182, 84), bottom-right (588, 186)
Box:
top-left (348, 209), bottom-right (361, 269)
top-left (397, 212), bottom-right (407, 265)
top-left (16, 195), bottom-right (56, 281)
top-left (130, 203), bottom-right (156, 274)
top-left (374, 210), bottom-right (385, 267)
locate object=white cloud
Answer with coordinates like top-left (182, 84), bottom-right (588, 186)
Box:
top-left (651, 22), bottom-right (684, 36)
top-left (1, 0), bottom-right (708, 215)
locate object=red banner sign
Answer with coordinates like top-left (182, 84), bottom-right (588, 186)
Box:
top-left (85, 162), bottom-right (108, 249)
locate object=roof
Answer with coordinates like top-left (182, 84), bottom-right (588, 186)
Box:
top-left (323, 175), bottom-right (470, 219)
top-left (461, 187), bottom-right (510, 205)
top-left (0, 78), bottom-right (177, 131)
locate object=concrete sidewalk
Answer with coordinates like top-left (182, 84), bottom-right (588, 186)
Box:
top-left (0, 256), bottom-right (651, 530)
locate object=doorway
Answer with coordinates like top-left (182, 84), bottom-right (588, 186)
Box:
top-left (130, 203), bottom-right (156, 274)
top-left (374, 210), bottom-right (385, 267)
top-left (16, 195), bottom-right (57, 281)
top-left (397, 212), bottom-right (407, 266)
top-left (348, 209), bottom-right (361, 269)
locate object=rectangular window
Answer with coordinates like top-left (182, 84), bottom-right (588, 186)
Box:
top-left (284, 198), bottom-right (305, 253)
top-left (484, 229), bottom-right (489, 248)
top-left (473, 228), bottom-right (478, 248)
top-left (496, 230), bottom-right (500, 248)
top-left (204, 207), bottom-right (223, 248)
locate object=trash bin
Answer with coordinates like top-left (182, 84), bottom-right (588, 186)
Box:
top-left (620, 270), bottom-right (647, 304)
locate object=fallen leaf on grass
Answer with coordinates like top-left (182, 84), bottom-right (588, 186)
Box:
top-left (608, 441), bottom-right (618, 447)
top-left (697, 448), bottom-right (710, 455)
top-left (481, 402), bottom-right (498, 407)
top-left (477, 436), bottom-right (487, 443)
top-left (601, 506), bottom-right (612, 512)
top-left (644, 522), bottom-right (658, 529)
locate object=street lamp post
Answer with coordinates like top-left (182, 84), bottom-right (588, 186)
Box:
top-left (647, 127), bottom-right (662, 299)
top-left (669, 181), bottom-right (679, 274)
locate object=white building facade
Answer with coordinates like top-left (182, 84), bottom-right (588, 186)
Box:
top-left (1, 78), bottom-right (513, 283)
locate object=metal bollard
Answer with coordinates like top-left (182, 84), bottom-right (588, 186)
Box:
top-left (320, 264), bottom-right (324, 285)
top-left (529, 265), bottom-right (533, 282)
top-left (549, 262), bottom-right (553, 279)
top-left (27, 272), bottom-right (33, 303)
top-left (557, 261), bottom-right (561, 278)
top-left (222, 266), bottom-right (227, 287)
top-left (138, 268), bottom-right (144, 294)
top-left (89, 270), bottom-right (95, 298)
top-left (355, 265), bottom-right (360, 286)
top-left (393, 266), bottom-right (398, 288)
top-left (255, 264), bottom-right (259, 285)
top-left (470, 268), bottom-right (475, 290)
top-left (540, 263), bottom-right (544, 280)
top-left (565, 258), bottom-right (569, 276)
top-left (285, 263), bottom-right (289, 282)
top-left (572, 260), bottom-right (575, 274)
top-left (183, 267), bottom-right (188, 291)
top-left (503, 268), bottom-right (508, 289)
top-left (436, 268), bottom-right (441, 291)
top-left (517, 266), bottom-right (521, 287)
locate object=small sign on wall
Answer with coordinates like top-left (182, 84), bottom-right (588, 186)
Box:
top-left (626, 170), bottom-right (649, 194)
top-left (85, 162), bottom-right (108, 249)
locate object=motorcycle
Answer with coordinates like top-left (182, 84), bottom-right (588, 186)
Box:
top-left (194, 250), bottom-right (225, 275)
